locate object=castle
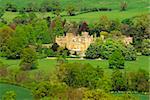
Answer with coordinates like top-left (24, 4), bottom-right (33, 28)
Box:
top-left (56, 32), bottom-right (94, 56)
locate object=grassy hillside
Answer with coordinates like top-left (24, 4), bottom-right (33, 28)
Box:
top-left (0, 0), bottom-right (149, 11)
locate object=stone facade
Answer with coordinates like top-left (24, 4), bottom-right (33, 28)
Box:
top-left (56, 32), bottom-right (94, 56)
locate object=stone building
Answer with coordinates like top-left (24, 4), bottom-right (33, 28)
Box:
top-left (56, 32), bottom-right (94, 56)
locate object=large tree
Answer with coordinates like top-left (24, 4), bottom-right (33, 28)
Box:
top-left (20, 47), bottom-right (38, 70)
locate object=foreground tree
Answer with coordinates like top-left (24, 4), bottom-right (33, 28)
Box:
top-left (20, 47), bottom-right (38, 70)
top-left (57, 63), bottom-right (104, 89)
top-left (111, 69), bottom-right (127, 91)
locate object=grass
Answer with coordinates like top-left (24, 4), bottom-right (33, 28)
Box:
top-left (1, 0), bottom-right (149, 23)
top-left (0, 56), bottom-right (149, 73)
top-left (0, 83), bottom-right (33, 100)
top-left (0, 0), bottom-right (149, 10)
top-left (2, 9), bottom-right (149, 23)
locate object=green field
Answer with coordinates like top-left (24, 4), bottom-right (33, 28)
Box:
top-left (0, 0), bottom-right (149, 10)
top-left (1, 0), bottom-right (149, 23)
top-left (0, 83), bottom-right (33, 100)
top-left (2, 9), bottom-right (149, 23)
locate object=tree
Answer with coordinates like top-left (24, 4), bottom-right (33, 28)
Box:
top-left (141, 39), bottom-right (150, 56)
top-left (2, 91), bottom-right (16, 100)
top-left (120, 1), bottom-right (128, 11)
top-left (109, 50), bottom-right (125, 69)
top-left (33, 81), bottom-right (67, 99)
top-left (0, 60), bottom-right (8, 77)
top-left (0, 7), bottom-right (4, 18)
top-left (78, 21), bottom-right (89, 33)
top-left (57, 63), bottom-right (103, 89)
top-left (124, 44), bottom-right (137, 61)
top-left (111, 69), bottom-right (127, 91)
top-left (0, 26), bottom-right (14, 55)
top-left (32, 20), bottom-right (51, 44)
top-left (4, 26), bottom-right (29, 59)
top-left (51, 17), bottom-right (65, 37)
top-left (127, 69), bottom-right (149, 92)
top-left (66, 4), bottom-right (76, 16)
top-left (51, 0), bottom-right (61, 16)
top-left (100, 39), bottom-right (125, 59)
top-left (40, 0), bottom-right (53, 12)
top-left (132, 15), bottom-right (149, 51)
top-left (95, 16), bottom-right (112, 32)
top-left (20, 47), bottom-right (38, 70)
top-left (85, 44), bottom-right (100, 59)
top-left (5, 3), bottom-right (17, 12)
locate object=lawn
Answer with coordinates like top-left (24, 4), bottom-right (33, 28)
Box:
top-left (0, 56), bottom-right (149, 73)
top-left (0, 83), bottom-right (33, 100)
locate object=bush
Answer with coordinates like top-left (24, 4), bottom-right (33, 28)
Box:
top-left (109, 50), bottom-right (125, 69)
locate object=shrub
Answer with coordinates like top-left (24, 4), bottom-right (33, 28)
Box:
top-left (109, 50), bottom-right (125, 69)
